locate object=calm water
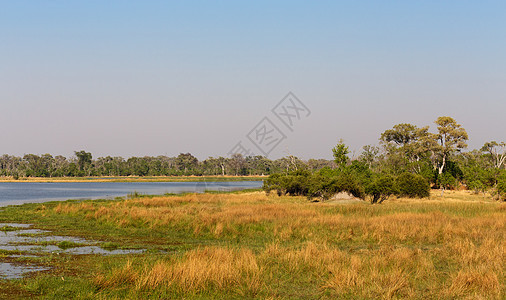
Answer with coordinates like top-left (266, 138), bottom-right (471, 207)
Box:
top-left (0, 181), bottom-right (262, 206)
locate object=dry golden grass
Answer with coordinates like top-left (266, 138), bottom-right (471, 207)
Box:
top-left (95, 247), bottom-right (261, 296)
top-left (53, 191), bottom-right (505, 299)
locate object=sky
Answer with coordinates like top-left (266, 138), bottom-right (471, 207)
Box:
top-left (1, 1), bottom-right (505, 160)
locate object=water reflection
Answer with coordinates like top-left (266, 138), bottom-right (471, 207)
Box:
top-left (0, 181), bottom-right (262, 206)
top-left (0, 223), bottom-right (145, 279)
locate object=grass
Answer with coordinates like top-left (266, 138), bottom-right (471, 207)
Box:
top-left (100, 242), bottom-right (119, 250)
top-left (0, 225), bottom-right (21, 232)
top-left (56, 241), bottom-right (83, 250)
top-left (0, 190), bottom-right (504, 299)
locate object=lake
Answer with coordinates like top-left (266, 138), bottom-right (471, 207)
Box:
top-left (0, 181), bottom-right (263, 206)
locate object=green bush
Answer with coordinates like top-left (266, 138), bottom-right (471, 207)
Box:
top-left (497, 174), bottom-right (506, 201)
top-left (263, 170), bottom-right (311, 196)
top-left (263, 173), bottom-right (285, 195)
top-left (335, 172), bottom-right (365, 199)
top-left (307, 173), bottom-right (339, 200)
top-left (264, 169), bottom-right (366, 201)
top-left (397, 172), bottom-right (430, 198)
top-left (437, 172), bottom-right (458, 190)
top-left (365, 174), bottom-right (397, 204)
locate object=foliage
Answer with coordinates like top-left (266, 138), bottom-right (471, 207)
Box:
top-left (332, 140), bottom-right (349, 169)
top-left (358, 145), bottom-right (379, 168)
top-left (396, 172), bottom-right (430, 198)
top-left (497, 173), bottom-right (506, 201)
top-left (265, 168), bottom-right (432, 204)
top-left (433, 116), bottom-right (468, 175)
top-left (264, 168), bottom-right (365, 201)
top-left (263, 170), bottom-right (312, 196)
top-left (365, 174), bottom-right (398, 204)
top-left (0, 153), bottom-right (335, 178)
top-left (1, 116), bottom-right (504, 197)
top-left (481, 141), bottom-right (506, 169)
top-left (437, 172), bottom-right (458, 190)
top-left (264, 139), bottom-right (438, 203)
top-left (75, 150), bottom-right (92, 176)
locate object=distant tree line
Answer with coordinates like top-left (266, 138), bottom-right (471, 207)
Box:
top-left (0, 152), bottom-right (335, 179)
top-left (264, 116), bottom-right (506, 202)
top-left (1, 116), bottom-right (505, 201)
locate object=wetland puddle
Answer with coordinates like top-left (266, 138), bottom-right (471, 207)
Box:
top-left (0, 223), bottom-right (145, 279)
top-left (0, 262), bottom-right (50, 279)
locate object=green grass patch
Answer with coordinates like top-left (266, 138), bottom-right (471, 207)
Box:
top-left (0, 225), bottom-right (21, 232)
top-left (100, 242), bottom-right (119, 250)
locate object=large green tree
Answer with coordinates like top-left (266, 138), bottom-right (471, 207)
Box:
top-left (433, 117), bottom-right (468, 175)
top-left (332, 140), bottom-right (349, 169)
top-left (175, 153), bottom-right (198, 174)
top-left (75, 151), bottom-right (92, 172)
top-left (380, 123), bottom-right (432, 174)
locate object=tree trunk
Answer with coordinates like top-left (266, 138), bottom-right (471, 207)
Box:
top-left (438, 154), bottom-right (446, 175)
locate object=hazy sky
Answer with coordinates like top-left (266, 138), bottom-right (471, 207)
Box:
top-left (1, 1), bottom-right (505, 160)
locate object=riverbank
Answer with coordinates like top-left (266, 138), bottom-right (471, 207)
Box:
top-left (0, 175), bottom-right (266, 183)
top-left (0, 190), bottom-right (503, 298)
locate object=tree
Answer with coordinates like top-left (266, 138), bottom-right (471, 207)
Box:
top-left (380, 123), bottom-right (433, 174)
top-left (437, 172), bottom-right (457, 192)
top-left (75, 151), bottom-right (92, 173)
top-left (0, 155), bottom-right (22, 178)
top-left (217, 156), bottom-right (227, 176)
top-left (175, 153), bottom-right (198, 174)
top-left (332, 140), bottom-right (349, 169)
top-left (481, 141), bottom-right (506, 170)
top-left (307, 158), bottom-right (335, 171)
top-left (358, 145), bottom-right (379, 168)
top-left (245, 155), bottom-right (273, 175)
top-left (229, 153), bottom-right (246, 175)
top-left (380, 123), bottom-right (418, 146)
top-left (53, 155), bottom-right (69, 177)
top-left (23, 154), bottom-right (54, 177)
top-left (433, 117), bottom-right (468, 175)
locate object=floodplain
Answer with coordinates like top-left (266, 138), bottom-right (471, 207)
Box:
top-left (0, 190), bottom-right (504, 299)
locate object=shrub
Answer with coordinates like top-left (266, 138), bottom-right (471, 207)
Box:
top-left (263, 173), bottom-right (285, 195)
top-left (307, 173), bottom-right (340, 200)
top-left (397, 172), bottom-right (430, 198)
top-left (264, 169), bottom-right (366, 201)
top-left (437, 172), bottom-right (458, 190)
top-left (497, 174), bottom-right (506, 201)
top-left (365, 174), bottom-right (397, 204)
top-left (335, 172), bottom-right (365, 199)
top-left (307, 170), bottom-right (365, 201)
top-left (263, 170), bottom-right (311, 196)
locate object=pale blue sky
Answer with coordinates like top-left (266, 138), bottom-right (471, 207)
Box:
top-left (1, 1), bottom-right (505, 159)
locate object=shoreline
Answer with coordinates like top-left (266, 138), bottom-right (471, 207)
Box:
top-left (0, 175), bottom-right (266, 183)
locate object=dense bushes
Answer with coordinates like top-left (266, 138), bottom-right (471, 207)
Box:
top-left (263, 168), bottom-right (430, 204)
top-left (306, 171), bottom-right (365, 200)
top-left (263, 170), bottom-right (311, 196)
top-left (365, 175), bottom-right (397, 204)
top-left (497, 173), bottom-right (506, 201)
top-left (397, 172), bottom-right (430, 198)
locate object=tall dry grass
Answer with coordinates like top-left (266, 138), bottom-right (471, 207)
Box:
top-left (53, 192), bottom-right (505, 298)
top-left (94, 247), bottom-right (261, 296)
